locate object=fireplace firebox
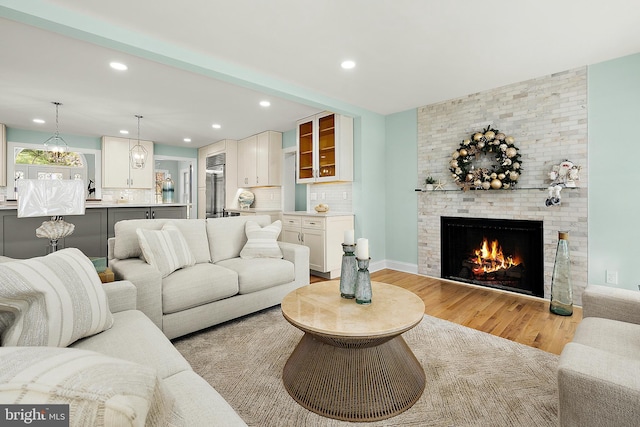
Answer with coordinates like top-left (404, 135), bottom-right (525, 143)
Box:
top-left (441, 217), bottom-right (544, 297)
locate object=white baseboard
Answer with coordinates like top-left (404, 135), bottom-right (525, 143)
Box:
top-left (367, 259), bottom-right (418, 274)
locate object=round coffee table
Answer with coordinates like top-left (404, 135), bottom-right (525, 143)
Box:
top-left (281, 280), bottom-right (426, 422)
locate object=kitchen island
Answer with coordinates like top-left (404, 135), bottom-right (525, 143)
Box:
top-left (0, 202), bottom-right (189, 259)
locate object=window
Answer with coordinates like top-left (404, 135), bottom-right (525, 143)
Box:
top-left (15, 149), bottom-right (84, 167)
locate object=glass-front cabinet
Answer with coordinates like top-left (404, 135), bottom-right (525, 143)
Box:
top-left (296, 112), bottom-right (353, 184)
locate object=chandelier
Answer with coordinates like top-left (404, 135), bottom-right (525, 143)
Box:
top-left (43, 102), bottom-right (68, 158)
top-left (130, 114), bottom-right (147, 169)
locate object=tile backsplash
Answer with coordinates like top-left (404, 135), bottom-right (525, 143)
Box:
top-left (307, 182), bottom-right (353, 213)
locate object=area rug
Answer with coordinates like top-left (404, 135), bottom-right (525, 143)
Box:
top-left (172, 307), bottom-right (558, 426)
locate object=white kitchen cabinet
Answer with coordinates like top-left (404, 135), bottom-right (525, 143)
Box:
top-left (296, 112), bottom-right (353, 184)
top-left (237, 131), bottom-right (282, 187)
top-left (282, 213), bottom-right (354, 278)
top-left (102, 136), bottom-right (154, 189)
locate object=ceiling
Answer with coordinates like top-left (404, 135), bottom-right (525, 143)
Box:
top-left (1, 0), bottom-right (639, 148)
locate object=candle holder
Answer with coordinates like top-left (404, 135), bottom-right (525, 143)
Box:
top-left (355, 257), bottom-right (372, 305)
top-left (340, 243), bottom-right (357, 299)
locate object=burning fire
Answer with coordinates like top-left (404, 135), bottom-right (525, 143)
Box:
top-left (472, 238), bottom-right (520, 275)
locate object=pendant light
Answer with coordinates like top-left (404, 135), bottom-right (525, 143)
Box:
top-left (130, 114), bottom-right (147, 169)
top-left (43, 102), bottom-right (68, 156)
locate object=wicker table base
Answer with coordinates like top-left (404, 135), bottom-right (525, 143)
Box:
top-left (283, 332), bottom-right (426, 422)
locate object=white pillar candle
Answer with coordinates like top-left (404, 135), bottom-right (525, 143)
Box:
top-left (344, 229), bottom-right (355, 245)
top-left (356, 238), bottom-right (369, 259)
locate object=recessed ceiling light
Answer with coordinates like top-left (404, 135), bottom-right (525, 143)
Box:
top-left (212, 124), bottom-right (221, 129)
top-left (341, 60), bottom-right (356, 70)
top-left (110, 62), bottom-right (128, 71)
top-left (119, 130), bottom-right (129, 135)
top-left (259, 100), bottom-right (271, 107)
top-left (183, 138), bottom-right (191, 143)
top-left (33, 118), bottom-right (45, 124)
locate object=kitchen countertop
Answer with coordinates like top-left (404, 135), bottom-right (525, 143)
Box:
top-left (282, 211), bottom-right (354, 217)
top-left (225, 208), bottom-right (282, 213)
top-left (0, 201), bottom-right (190, 211)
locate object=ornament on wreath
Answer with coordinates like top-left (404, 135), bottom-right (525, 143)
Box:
top-left (449, 126), bottom-right (523, 191)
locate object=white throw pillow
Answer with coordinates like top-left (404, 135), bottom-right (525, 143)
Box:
top-left (137, 224), bottom-right (196, 278)
top-left (0, 248), bottom-right (114, 347)
top-left (240, 220), bottom-right (283, 259)
top-left (0, 346), bottom-right (180, 427)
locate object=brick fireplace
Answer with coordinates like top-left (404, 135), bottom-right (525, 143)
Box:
top-left (417, 67), bottom-right (588, 304)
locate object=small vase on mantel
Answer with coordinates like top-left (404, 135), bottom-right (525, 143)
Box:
top-left (550, 231), bottom-right (573, 316)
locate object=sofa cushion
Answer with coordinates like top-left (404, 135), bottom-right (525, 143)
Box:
top-left (72, 310), bottom-right (191, 380)
top-left (240, 220), bottom-right (283, 259)
top-left (216, 258), bottom-right (295, 294)
top-left (162, 264), bottom-right (239, 314)
top-left (114, 219), bottom-right (211, 264)
top-left (0, 248), bottom-right (113, 347)
top-left (137, 224), bottom-right (196, 278)
top-left (163, 370), bottom-right (247, 426)
top-left (571, 317), bottom-right (640, 361)
top-left (0, 346), bottom-right (179, 427)
top-left (114, 219), bottom-right (163, 259)
top-left (170, 219), bottom-right (211, 264)
top-left (207, 215), bottom-right (270, 263)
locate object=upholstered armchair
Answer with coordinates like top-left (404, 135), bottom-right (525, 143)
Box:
top-left (558, 284), bottom-right (640, 427)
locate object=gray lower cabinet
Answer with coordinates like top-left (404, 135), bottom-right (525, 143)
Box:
top-left (0, 205), bottom-right (187, 259)
top-left (1, 208), bottom-right (108, 259)
top-left (64, 208), bottom-right (108, 257)
top-left (106, 206), bottom-right (187, 238)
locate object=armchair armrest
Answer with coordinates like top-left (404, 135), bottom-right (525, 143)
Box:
top-left (582, 284), bottom-right (640, 324)
top-left (558, 342), bottom-right (640, 427)
top-left (109, 257), bottom-right (163, 329)
top-left (102, 280), bottom-right (137, 313)
top-left (278, 241), bottom-right (310, 288)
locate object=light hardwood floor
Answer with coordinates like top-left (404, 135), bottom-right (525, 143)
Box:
top-left (311, 269), bottom-right (582, 355)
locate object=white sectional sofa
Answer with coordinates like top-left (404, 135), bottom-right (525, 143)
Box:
top-left (0, 249), bottom-right (247, 426)
top-left (108, 215), bottom-right (310, 339)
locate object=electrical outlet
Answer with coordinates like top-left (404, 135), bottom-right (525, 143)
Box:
top-left (606, 270), bottom-right (618, 285)
top-left (343, 192), bottom-right (347, 200)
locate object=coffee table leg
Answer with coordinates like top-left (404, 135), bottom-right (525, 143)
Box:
top-left (283, 332), bottom-right (425, 422)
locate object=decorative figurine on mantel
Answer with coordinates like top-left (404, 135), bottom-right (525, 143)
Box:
top-left (548, 160), bottom-right (581, 188)
top-left (545, 160), bottom-right (582, 207)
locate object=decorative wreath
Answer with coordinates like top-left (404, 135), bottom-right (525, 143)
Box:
top-left (449, 126), bottom-right (523, 190)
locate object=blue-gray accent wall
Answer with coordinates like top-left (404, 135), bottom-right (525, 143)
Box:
top-left (587, 52), bottom-right (640, 290)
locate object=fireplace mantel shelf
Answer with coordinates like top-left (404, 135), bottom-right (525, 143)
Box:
top-left (415, 186), bottom-right (583, 193)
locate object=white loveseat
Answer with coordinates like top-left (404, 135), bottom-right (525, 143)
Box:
top-left (108, 215), bottom-right (310, 339)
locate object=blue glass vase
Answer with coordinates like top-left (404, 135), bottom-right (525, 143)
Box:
top-left (550, 231), bottom-right (573, 316)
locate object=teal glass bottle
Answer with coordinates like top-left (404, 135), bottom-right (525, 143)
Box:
top-left (550, 231), bottom-right (573, 316)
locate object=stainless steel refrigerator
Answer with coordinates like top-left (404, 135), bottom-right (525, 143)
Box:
top-left (205, 153), bottom-right (226, 218)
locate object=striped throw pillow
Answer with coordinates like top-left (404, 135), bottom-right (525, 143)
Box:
top-left (0, 248), bottom-right (114, 347)
top-left (137, 224), bottom-right (196, 278)
top-left (0, 346), bottom-right (180, 427)
top-left (240, 220), bottom-right (283, 259)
